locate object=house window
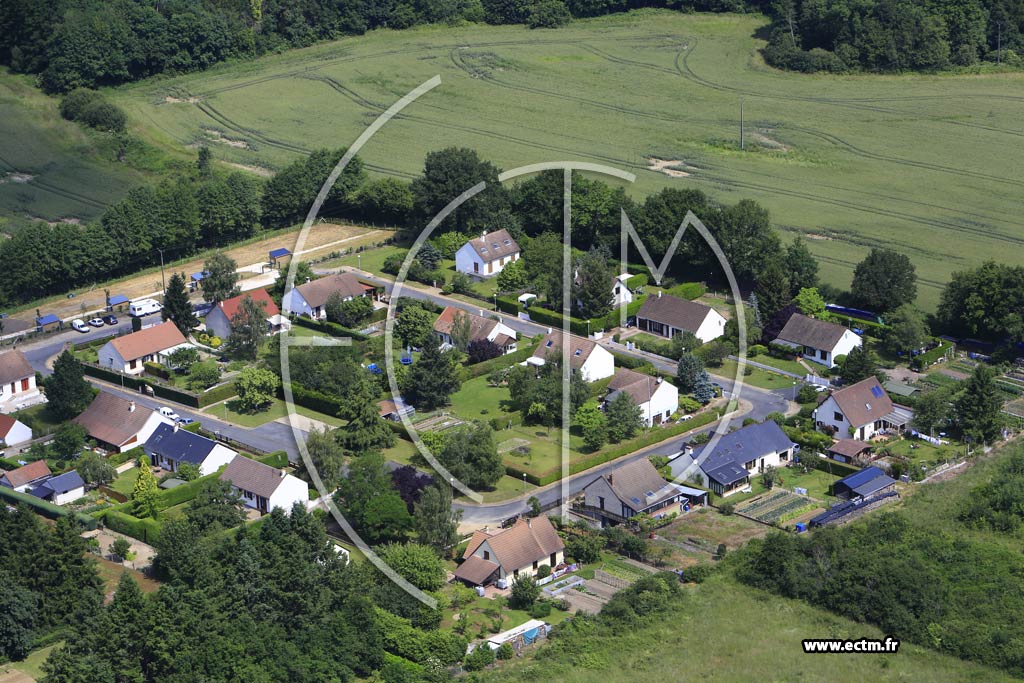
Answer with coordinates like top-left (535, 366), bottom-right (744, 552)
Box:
top-left (474, 262), bottom-right (480, 273)
top-left (483, 550), bottom-right (490, 560)
top-left (514, 569), bottom-right (519, 578)
top-left (598, 496), bottom-right (604, 510)
top-left (533, 560), bottom-right (538, 570)
top-left (129, 360), bottom-right (137, 370)
top-left (833, 412), bottom-right (844, 422)
top-left (820, 349), bottom-right (827, 359)
top-left (550, 553), bottom-right (557, 566)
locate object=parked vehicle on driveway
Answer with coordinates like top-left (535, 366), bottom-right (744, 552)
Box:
top-left (88, 318), bottom-right (104, 328)
top-left (71, 319), bottom-right (89, 333)
top-left (102, 314), bottom-right (118, 325)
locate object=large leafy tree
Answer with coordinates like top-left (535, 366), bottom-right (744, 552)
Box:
top-left (793, 287), bottom-right (826, 318)
top-left (186, 478), bottom-right (246, 533)
top-left (335, 453), bottom-right (410, 543)
top-left (785, 237), bottom-right (819, 292)
top-left (76, 451), bottom-right (116, 486)
top-left (606, 391), bottom-right (644, 443)
top-left (414, 480), bottom-right (462, 557)
top-left (200, 252), bottom-right (240, 303)
top-left (838, 346), bottom-right (880, 385)
top-left (394, 304), bottom-right (435, 348)
top-left (574, 247), bottom-right (614, 319)
top-left (234, 366), bottom-right (280, 413)
top-left (336, 372), bottom-right (395, 455)
top-left (325, 291), bottom-right (374, 328)
top-left (261, 148), bottom-right (366, 228)
top-left (884, 304), bottom-right (931, 357)
top-left (937, 261), bottom-right (1024, 344)
top-left (377, 543), bottom-right (446, 591)
top-left (304, 426), bottom-right (346, 492)
top-left (850, 248), bottom-right (917, 313)
top-left (912, 388), bottom-right (952, 435)
top-left (574, 400), bottom-right (608, 450)
top-left (225, 295), bottom-right (269, 361)
top-left (677, 351), bottom-right (706, 393)
top-left (162, 271), bottom-right (198, 336)
top-left (132, 455), bottom-right (160, 519)
top-left (437, 421), bottom-right (504, 489)
top-left (955, 365), bottom-right (1005, 444)
top-left (507, 362), bottom-right (589, 426)
top-left (45, 350), bottom-right (93, 419)
top-left (407, 339), bottom-right (461, 410)
top-left (754, 259), bottom-right (792, 321)
top-left (410, 147), bottom-right (508, 233)
top-left (0, 578), bottom-right (36, 661)
top-left (522, 231), bottom-right (566, 308)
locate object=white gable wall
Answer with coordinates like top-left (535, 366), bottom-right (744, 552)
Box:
top-left (815, 394), bottom-right (877, 440)
top-left (694, 309), bottom-right (728, 344)
top-left (640, 380), bottom-right (679, 426)
top-left (268, 473), bottom-right (310, 513)
top-left (580, 345), bottom-right (615, 382)
top-left (200, 444), bottom-right (237, 476)
top-left (0, 420), bottom-right (32, 447)
top-left (455, 243), bottom-right (519, 278)
top-left (53, 486), bottom-right (86, 506)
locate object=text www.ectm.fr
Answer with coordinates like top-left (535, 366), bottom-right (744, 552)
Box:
top-left (803, 638), bottom-right (900, 654)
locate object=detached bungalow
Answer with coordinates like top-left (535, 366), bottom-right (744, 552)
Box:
top-left (144, 423), bottom-right (237, 476)
top-left (604, 367), bottom-right (678, 426)
top-left (827, 438), bottom-right (873, 464)
top-left (282, 273), bottom-right (374, 320)
top-left (204, 288), bottom-right (287, 339)
top-left (74, 392), bottom-right (172, 453)
top-left (675, 421), bottom-right (795, 497)
top-left (581, 458), bottom-right (693, 526)
top-left (0, 349), bottom-right (40, 413)
top-left (455, 229), bottom-right (520, 278)
top-left (433, 306), bottom-right (518, 354)
top-left (219, 456), bottom-right (309, 515)
top-left (97, 321), bottom-right (191, 375)
top-left (635, 293), bottom-right (726, 344)
top-left (454, 516), bottom-right (564, 587)
top-left (0, 459), bottom-right (52, 493)
top-left (773, 313), bottom-right (862, 369)
top-left (30, 470), bottom-right (86, 506)
top-left (815, 377), bottom-right (912, 440)
top-left (0, 414), bottom-right (32, 448)
top-left (528, 332), bottom-right (614, 382)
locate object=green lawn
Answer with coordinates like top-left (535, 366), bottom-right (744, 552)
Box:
top-left (1, 642), bottom-right (62, 681)
top-left (748, 353), bottom-right (808, 376)
top-left (318, 245), bottom-right (407, 275)
top-left (716, 358), bottom-right (802, 392)
top-left (208, 397), bottom-right (344, 428)
top-left (880, 435), bottom-right (964, 468)
top-left (110, 467), bottom-right (141, 496)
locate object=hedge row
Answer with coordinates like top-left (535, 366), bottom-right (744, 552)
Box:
top-left (507, 408), bottom-right (723, 486)
top-left (291, 315), bottom-right (369, 341)
top-left (610, 352), bottom-right (653, 370)
top-left (143, 361), bottom-right (170, 380)
top-left (0, 486), bottom-right (98, 529)
top-left (155, 472), bottom-right (220, 510)
top-left (101, 508), bottom-right (162, 544)
top-left (198, 382), bottom-right (238, 407)
top-left (497, 295), bottom-right (650, 336)
top-left (107, 446), bottom-right (143, 467)
top-left (462, 338), bottom-right (540, 380)
top-left (286, 383), bottom-right (344, 417)
top-left (910, 339), bottom-right (953, 371)
top-left (81, 362), bottom-right (226, 409)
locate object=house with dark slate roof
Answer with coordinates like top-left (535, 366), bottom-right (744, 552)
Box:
top-left (30, 470), bottom-right (85, 506)
top-left (144, 423), bottom-right (237, 476)
top-left (669, 421), bottom-right (796, 497)
top-left (773, 313), bottom-right (862, 368)
top-left (635, 292), bottom-right (726, 344)
top-left (832, 465), bottom-right (897, 500)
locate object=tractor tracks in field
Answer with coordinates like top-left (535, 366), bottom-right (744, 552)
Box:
top-left (0, 151), bottom-right (107, 211)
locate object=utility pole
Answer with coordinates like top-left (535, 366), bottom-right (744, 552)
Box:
top-left (739, 97), bottom-right (745, 151)
top-left (156, 248), bottom-right (166, 292)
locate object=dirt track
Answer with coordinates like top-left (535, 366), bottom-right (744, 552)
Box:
top-left (7, 224), bottom-right (387, 325)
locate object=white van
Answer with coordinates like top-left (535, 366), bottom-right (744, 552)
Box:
top-left (129, 298), bottom-right (162, 317)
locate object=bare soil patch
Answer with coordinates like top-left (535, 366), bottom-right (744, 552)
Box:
top-left (647, 157), bottom-right (697, 178)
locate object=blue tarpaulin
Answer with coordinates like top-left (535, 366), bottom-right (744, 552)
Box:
top-left (523, 628), bottom-right (539, 644)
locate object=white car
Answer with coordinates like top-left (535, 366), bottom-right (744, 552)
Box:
top-left (70, 319), bottom-right (89, 333)
top-left (158, 406), bottom-right (181, 422)
top-left (88, 317), bottom-right (104, 328)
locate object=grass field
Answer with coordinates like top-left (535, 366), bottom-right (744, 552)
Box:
top-left (100, 10), bottom-right (1024, 312)
top-left (476, 572), bottom-right (1018, 683)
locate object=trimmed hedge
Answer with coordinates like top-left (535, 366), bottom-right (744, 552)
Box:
top-left (0, 486), bottom-right (98, 528)
top-left (101, 508), bottom-right (161, 544)
top-left (664, 282), bottom-right (706, 300)
top-left (291, 315), bottom-right (369, 341)
top-left (143, 361), bottom-right (170, 379)
top-left (625, 273), bottom-right (648, 290)
top-left (287, 383), bottom-right (344, 416)
top-left (81, 362), bottom-right (224, 409)
top-left (107, 446), bottom-right (143, 467)
top-left (610, 352), bottom-right (653, 370)
top-left (155, 472), bottom-right (219, 510)
top-left (198, 382), bottom-right (238, 407)
top-left (910, 339), bottom-right (953, 371)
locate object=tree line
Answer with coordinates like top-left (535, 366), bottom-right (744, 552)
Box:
top-left (762, 0), bottom-right (1024, 73)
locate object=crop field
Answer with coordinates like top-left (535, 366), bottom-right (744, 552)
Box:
top-left (0, 75), bottom-right (148, 232)
top-left (104, 10), bottom-right (1024, 311)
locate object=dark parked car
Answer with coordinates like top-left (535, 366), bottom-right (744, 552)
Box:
top-left (102, 314), bottom-right (118, 325)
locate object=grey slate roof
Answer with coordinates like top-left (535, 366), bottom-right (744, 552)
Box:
top-left (219, 456), bottom-right (286, 499)
top-left (145, 423), bottom-right (219, 466)
top-left (695, 421), bottom-right (794, 486)
top-left (775, 313), bottom-right (849, 350)
top-left (30, 470), bottom-right (85, 499)
top-left (593, 458), bottom-right (681, 513)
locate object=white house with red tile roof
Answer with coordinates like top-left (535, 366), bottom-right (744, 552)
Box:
top-left (433, 306), bottom-right (518, 354)
top-left (204, 288), bottom-right (285, 339)
top-left (0, 459), bottom-right (52, 493)
top-left (604, 367), bottom-right (678, 426)
top-left (528, 331), bottom-right (614, 382)
top-left (97, 322), bottom-right (191, 375)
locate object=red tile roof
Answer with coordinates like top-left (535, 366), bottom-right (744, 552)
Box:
top-left (217, 288), bottom-right (279, 321)
top-left (1, 459), bottom-right (51, 489)
top-left (108, 321), bottom-right (187, 362)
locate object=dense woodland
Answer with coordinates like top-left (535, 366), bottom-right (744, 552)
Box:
top-left (2, 0), bottom-right (1022, 92)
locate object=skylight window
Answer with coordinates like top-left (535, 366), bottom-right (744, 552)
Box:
top-left (870, 385), bottom-right (884, 398)
top-left (503, 239), bottom-right (511, 245)
top-left (545, 340), bottom-right (553, 347)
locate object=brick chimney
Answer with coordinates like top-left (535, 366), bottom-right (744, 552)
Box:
top-left (608, 473), bottom-right (613, 486)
